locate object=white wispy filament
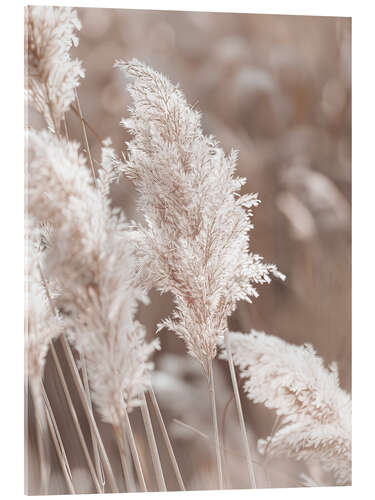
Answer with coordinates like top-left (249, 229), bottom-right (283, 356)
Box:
top-left (25, 6), bottom-right (85, 133)
top-left (116, 59), bottom-right (284, 372)
top-left (225, 330), bottom-right (352, 485)
top-left (26, 129), bottom-right (159, 426)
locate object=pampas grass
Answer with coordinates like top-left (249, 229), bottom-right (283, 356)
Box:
top-left (25, 6), bottom-right (84, 135)
top-left (115, 58), bottom-right (285, 488)
top-left (224, 330), bottom-right (352, 485)
top-left (25, 6), bottom-right (351, 494)
top-left (116, 58), bottom-right (284, 370)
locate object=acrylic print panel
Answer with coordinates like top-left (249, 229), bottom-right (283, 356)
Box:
top-left (25, 4), bottom-right (351, 495)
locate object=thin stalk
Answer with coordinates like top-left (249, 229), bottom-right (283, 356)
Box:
top-left (122, 410), bottom-right (147, 492)
top-left (43, 82), bottom-right (61, 140)
top-left (80, 352), bottom-right (105, 492)
top-left (74, 89), bottom-right (97, 187)
top-left (30, 382), bottom-right (50, 495)
top-left (62, 113), bottom-right (70, 142)
top-left (148, 386), bottom-right (185, 491)
top-left (60, 334), bottom-right (119, 493)
top-left (68, 105), bottom-right (103, 492)
top-left (207, 360), bottom-right (224, 490)
top-left (38, 265), bottom-right (118, 493)
top-left (224, 330), bottom-right (257, 488)
top-left (122, 424), bottom-right (137, 491)
top-left (38, 85), bottom-right (115, 492)
top-left (38, 265), bottom-right (102, 493)
top-left (114, 422), bottom-right (137, 492)
top-left (70, 94), bottom-right (107, 492)
top-left (220, 394), bottom-right (234, 490)
top-left (70, 104), bottom-right (102, 144)
top-left (41, 385), bottom-right (75, 494)
top-left (173, 418), bottom-right (209, 441)
top-left (140, 392), bottom-right (166, 491)
top-left (112, 424), bottom-right (133, 492)
top-left (173, 418), bottom-right (246, 459)
top-left (221, 394), bottom-right (234, 454)
top-left (49, 341), bottom-right (102, 494)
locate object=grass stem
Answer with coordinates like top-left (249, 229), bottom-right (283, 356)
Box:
top-left (38, 264), bottom-right (117, 493)
top-left (148, 386), bottom-right (185, 491)
top-left (49, 341), bottom-right (102, 493)
top-left (59, 334), bottom-right (119, 493)
top-left (74, 89), bottom-right (97, 187)
top-left (122, 409), bottom-right (147, 492)
top-left (30, 382), bottom-right (50, 494)
top-left (79, 352), bottom-right (105, 492)
top-left (121, 424), bottom-right (137, 491)
top-left (140, 392), bottom-right (166, 491)
top-left (224, 330), bottom-right (257, 488)
top-left (112, 424), bottom-right (134, 492)
top-left (207, 360), bottom-right (224, 490)
top-left (41, 384), bottom-right (75, 494)
top-left (70, 104), bottom-right (102, 143)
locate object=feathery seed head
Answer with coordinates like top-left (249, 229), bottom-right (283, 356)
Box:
top-left (116, 59), bottom-right (285, 371)
top-left (26, 129), bottom-right (159, 424)
top-left (224, 330), bottom-right (351, 484)
top-left (25, 6), bottom-right (85, 132)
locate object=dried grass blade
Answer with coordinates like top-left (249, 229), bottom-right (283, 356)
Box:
top-left (122, 410), bottom-right (148, 492)
top-left (140, 392), bottom-right (166, 491)
top-left (41, 384), bottom-right (75, 494)
top-left (224, 330), bottom-right (257, 488)
top-left (148, 386), bottom-right (185, 491)
top-left (208, 361), bottom-right (224, 489)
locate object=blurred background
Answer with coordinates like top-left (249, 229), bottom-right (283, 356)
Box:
top-left (27, 8), bottom-right (351, 494)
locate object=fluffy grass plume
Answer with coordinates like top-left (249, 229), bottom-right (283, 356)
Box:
top-left (116, 59), bottom-right (284, 372)
top-left (224, 331), bottom-right (352, 485)
top-left (26, 129), bottom-right (159, 425)
top-left (25, 6), bottom-right (85, 133)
